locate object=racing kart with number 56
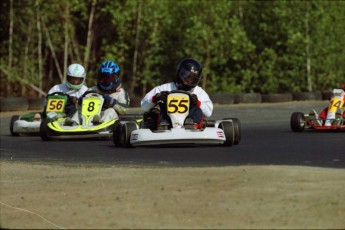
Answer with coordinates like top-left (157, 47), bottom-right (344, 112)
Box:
top-left (10, 92), bottom-right (69, 136)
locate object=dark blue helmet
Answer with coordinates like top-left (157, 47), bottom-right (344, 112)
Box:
top-left (98, 61), bottom-right (121, 92)
top-left (175, 58), bottom-right (202, 91)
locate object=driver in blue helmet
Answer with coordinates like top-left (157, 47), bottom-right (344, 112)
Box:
top-left (68, 61), bottom-right (129, 125)
top-left (141, 58), bottom-right (213, 130)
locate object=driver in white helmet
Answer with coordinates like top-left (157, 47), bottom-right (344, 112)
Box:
top-left (45, 63), bottom-right (88, 118)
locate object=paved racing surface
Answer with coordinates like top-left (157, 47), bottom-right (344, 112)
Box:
top-left (1, 101), bottom-right (344, 168)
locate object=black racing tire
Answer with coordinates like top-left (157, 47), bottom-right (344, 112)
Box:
top-left (28, 98), bottom-right (45, 110)
top-left (290, 112), bottom-right (305, 132)
top-left (219, 121), bottom-right (234, 147)
top-left (120, 122), bottom-right (137, 148)
top-left (261, 93), bottom-right (293, 103)
top-left (40, 118), bottom-right (53, 141)
top-left (209, 93), bottom-right (235, 105)
top-left (0, 97), bottom-right (29, 112)
top-left (292, 92), bottom-right (322, 101)
top-left (10, 115), bottom-right (20, 136)
top-left (234, 93), bottom-right (262, 104)
top-left (223, 118), bottom-right (241, 145)
top-left (112, 120), bottom-right (122, 146)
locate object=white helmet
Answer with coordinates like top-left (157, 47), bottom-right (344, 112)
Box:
top-left (66, 63), bottom-right (86, 90)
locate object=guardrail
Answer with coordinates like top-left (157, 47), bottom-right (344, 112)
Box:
top-left (0, 92), bottom-right (330, 112)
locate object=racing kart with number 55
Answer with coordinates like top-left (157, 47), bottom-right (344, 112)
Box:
top-left (113, 90), bottom-right (241, 148)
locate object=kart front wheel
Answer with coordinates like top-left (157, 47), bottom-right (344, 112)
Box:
top-left (290, 112), bottom-right (305, 132)
top-left (112, 120), bottom-right (122, 146)
top-left (219, 121), bottom-right (234, 147)
top-left (10, 115), bottom-right (20, 136)
top-left (120, 122), bottom-right (137, 148)
top-left (40, 118), bottom-right (53, 141)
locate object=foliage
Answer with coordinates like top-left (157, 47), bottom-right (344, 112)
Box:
top-left (1, 0), bottom-right (344, 98)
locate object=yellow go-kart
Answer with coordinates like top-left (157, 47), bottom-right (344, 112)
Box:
top-left (40, 91), bottom-right (116, 140)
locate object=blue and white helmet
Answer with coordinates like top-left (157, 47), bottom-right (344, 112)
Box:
top-left (97, 61), bottom-right (121, 93)
top-left (66, 63), bottom-right (86, 90)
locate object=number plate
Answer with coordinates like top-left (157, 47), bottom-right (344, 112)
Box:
top-left (328, 97), bottom-right (344, 113)
top-left (82, 97), bottom-right (102, 117)
top-left (167, 95), bottom-right (190, 114)
top-left (46, 98), bottom-right (66, 113)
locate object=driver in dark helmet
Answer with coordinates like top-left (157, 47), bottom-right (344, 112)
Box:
top-left (141, 58), bottom-right (213, 129)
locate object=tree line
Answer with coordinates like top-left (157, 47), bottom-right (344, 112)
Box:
top-left (1, 0), bottom-right (344, 98)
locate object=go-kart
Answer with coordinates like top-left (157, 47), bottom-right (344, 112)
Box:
top-left (290, 88), bottom-right (345, 132)
top-left (40, 91), bottom-right (116, 140)
top-left (10, 92), bottom-right (69, 136)
top-left (112, 90), bottom-right (241, 148)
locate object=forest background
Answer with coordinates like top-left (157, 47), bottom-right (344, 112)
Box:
top-left (1, 0), bottom-right (344, 98)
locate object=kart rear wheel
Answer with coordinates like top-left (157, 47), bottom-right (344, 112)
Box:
top-left (120, 122), bottom-right (137, 148)
top-left (228, 118), bottom-right (241, 145)
top-left (219, 121), bottom-right (234, 147)
top-left (10, 115), bottom-right (20, 136)
top-left (290, 112), bottom-right (305, 132)
top-left (112, 120), bottom-right (122, 146)
top-left (40, 118), bottom-right (53, 141)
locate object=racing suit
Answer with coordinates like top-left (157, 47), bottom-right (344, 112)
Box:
top-left (319, 89), bottom-right (345, 125)
top-left (47, 83), bottom-right (88, 117)
top-left (141, 82), bottom-right (213, 126)
top-left (89, 85), bottom-right (129, 122)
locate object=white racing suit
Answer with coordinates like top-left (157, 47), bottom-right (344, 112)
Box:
top-left (141, 82), bottom-right (213, 120)
top-left (71, 85), bottom-right (129, 124)
top-left (47, 83), bottom-right (88, 117)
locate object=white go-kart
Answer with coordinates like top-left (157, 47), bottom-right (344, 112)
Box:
top-left (113, 90), bottom-right (241, 148)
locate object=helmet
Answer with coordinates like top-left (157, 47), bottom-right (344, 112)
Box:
top-left (97, 61), bottom-right (121, 93)
top-left (175, 58), bottom-right (202, 91)
top-left (66, 63), bottom-right (86, 90)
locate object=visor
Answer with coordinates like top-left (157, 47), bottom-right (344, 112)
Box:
top-left (99, 73), bottom-right (118, 86)
top-left (67, 75), bottom-right (84, 85)
top-left (179, 68), bottom-right (200, 87)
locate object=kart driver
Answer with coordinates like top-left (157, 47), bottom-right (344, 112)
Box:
top-left (318, 83), bottom-right (345, 126)
top-left (67, 61), bottom-right (129, 125)
top-left (44, 63), bottom-right (88, 119)
top-left (141, 57), bottom-right (213, 129)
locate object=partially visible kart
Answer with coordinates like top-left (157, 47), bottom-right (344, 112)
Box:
top-left (290, 88), bottom-right (345, 132)
top-left (113, 90), bottom-right (241, 148)
top-left (10, 92), bottom-right (68, 136)
top-left (40, 91), bottom-right (115, 140)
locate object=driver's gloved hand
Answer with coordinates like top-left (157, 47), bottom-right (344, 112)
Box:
top-left (190, 94), bottom-right (199, 106)
top-left (153, 91), bottom-right (169, 103)
top-left (103, 95), bottom-right (117, 107)
top-left (78, 97), bottom-right (83, 105)
top-left (68, 96), bottom-right (77, 105)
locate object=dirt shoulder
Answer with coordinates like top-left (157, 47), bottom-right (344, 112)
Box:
top-left (1, 161), bottom-right (344, 229)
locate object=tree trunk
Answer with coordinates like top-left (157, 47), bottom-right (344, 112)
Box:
top-left (42, 17), bottom-right (64, 82)
top-left (84, 0), bottom-right (97, 71)
top-left (36, 0), bottom-right (43, 97)
top-left (63, 2), bottom-right (70, 83)
top-left (7, 0), bottom-right (14, 96)
top-left (130, 0), bottom-right (142, 95)
top-left (305, 2), bottom-right (312, 92)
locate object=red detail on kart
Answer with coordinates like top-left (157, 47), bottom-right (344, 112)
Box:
top-left (313, 125), bottom-right (345, 130)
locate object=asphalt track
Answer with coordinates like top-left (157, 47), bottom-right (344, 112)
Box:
top-left (0, 101), bottom-right (343, 168)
